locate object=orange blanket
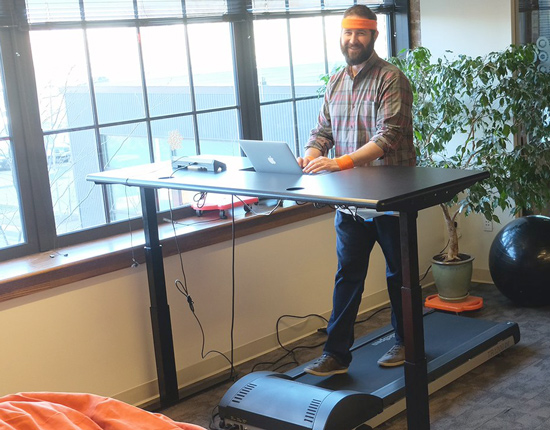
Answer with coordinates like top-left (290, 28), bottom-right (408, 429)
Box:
top-left (0, 392), bottom-right (206, 430)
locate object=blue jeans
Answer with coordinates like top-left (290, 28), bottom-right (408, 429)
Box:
top-left (324, 211), bottom-right (404, 366)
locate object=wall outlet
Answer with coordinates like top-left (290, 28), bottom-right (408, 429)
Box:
top-left (483, 218), bottom-right (493, 232)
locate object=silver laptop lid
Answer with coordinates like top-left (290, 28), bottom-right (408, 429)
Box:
top-left (239, 140), bottom-right (304, 175)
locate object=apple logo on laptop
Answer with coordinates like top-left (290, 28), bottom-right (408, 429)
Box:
top-left (268, 155), bottom-right (277, 165)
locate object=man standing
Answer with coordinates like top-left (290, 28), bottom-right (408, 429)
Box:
top-left (299, 4), bottom-right (416, 376)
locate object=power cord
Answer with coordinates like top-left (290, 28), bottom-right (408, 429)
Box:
top-left (209, 405), bottom-right (222, 430)
top-left (251, 314), bottom-right (329, 373)
top-left (232, 195), bottom-right (283, 216)
top-left (417, 239), bottom-right (451, 285)
top-left (165, 192), bottom-right (286, 384)
top-left (193, 192), bottom-right (208, 209)
top-left (229, 195), bottom-right (237, 377)
top-left (276, 314), bottom-right (329, 353)
top-left (168, 194), bottom-right (237, 379)
top-left (250, 307), bottom-right (391, 373)
top-left (353, 305), bottom-right (391, 325)
top-left (419, 263), bottom-right (432, 284)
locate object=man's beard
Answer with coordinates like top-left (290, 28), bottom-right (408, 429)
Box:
top-left (341, 37), bottom-right (375, 66)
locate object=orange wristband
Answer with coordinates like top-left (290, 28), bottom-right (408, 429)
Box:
top-left (335, 154), bottom-right (354, 170)
top-left (304, 155), bottom-right (315, 163)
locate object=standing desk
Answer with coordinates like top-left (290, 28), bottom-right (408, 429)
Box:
top-left (87, 161), bottom-right (489, 430)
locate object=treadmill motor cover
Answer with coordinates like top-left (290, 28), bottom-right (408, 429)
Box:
top-left (218, 371), bottom-right (382, 430)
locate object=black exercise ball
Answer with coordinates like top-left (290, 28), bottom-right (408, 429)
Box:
top-left (489, 215), bottom-right (550, 306)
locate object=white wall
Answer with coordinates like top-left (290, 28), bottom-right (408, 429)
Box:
top-left (0, 207), bottom-right (441, 405)
top-left (420, 0), bottom-right (514, 58)
top-left (419, 0), bottom-right (516, 277)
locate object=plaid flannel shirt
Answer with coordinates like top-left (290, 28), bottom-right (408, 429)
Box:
top-left (306, 51), bottom-right (416, 167)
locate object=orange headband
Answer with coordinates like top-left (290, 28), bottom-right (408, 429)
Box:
top-left (341, 17), bottom-right (377, 30)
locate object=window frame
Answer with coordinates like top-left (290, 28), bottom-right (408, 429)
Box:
top-left (0, 0), bottom-right (409, 262)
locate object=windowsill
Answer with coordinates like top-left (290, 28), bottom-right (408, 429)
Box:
top-left (0, 202), bottom-right (333, 303)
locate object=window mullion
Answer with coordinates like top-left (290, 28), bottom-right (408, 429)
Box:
top-left (0, 29), bottom-right (37, 259)
top-left (80, 23), bottom-right (111, 225)
top-left (392, 0), bottom-right (411, 55)
top-left (135, 26), bottom-right (155, 163)
top-left (4, 26), bottom-right (58, 253)
top-left (285, 18), bottom-right (301, 154)
top-left (181, 22), bottom-right (201, 155)
top-left (231, 17), bottom-right (262, 142)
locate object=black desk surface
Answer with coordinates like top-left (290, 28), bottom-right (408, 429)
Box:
top-left (87, 160), bottom-right (488, 212)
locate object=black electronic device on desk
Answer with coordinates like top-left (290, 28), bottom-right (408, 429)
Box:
top-left (171, 155), bottom-right (226, 173)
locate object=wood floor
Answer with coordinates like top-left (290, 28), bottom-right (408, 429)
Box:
top-left (161, 283), bottom-right (550, 429)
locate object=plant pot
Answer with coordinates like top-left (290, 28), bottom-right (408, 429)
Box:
top-left (431, 253), bottom-right (475, 301)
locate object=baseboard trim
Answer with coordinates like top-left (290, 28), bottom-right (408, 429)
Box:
top-left (472, 268), bottom-right (493, 284)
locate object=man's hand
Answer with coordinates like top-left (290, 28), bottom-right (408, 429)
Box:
top-left (296, 156), bottom-right (312, 169)
top-left (297, 148), bottom-right (323, 171)
top-left (301, 156), bottom-right (340, 174)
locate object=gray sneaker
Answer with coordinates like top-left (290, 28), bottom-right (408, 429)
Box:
top-left (304, 354), bottom-right (348, 376)
top-left (377, 344), bottom-right (406, 367)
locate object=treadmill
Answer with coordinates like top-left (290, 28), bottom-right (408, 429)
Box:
top-left (218, 310), bottom-right (520, 430)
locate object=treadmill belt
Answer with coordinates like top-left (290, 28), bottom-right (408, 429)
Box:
top-left (288, 311), bottom-right (519, 405)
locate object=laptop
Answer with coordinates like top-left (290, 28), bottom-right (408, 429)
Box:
top-left (239, 140), bottom-right (305, 175)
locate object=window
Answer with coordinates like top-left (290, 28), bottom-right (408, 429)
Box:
top-left (0, 0), bottom-right (409, 261)
top-left (0, 46), bottom-right (25, 250)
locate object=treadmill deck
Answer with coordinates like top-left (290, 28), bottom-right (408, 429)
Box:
top-left (288, 311), bottom-right (520, 407)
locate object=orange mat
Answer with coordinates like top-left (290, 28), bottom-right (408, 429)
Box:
top-left (424, 294), bottom-right (483, 312)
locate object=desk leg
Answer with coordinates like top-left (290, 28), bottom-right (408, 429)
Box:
top-left (141, 187), bottom-right (180, 408)
top-left (399, 211), bottom-right (430, 429)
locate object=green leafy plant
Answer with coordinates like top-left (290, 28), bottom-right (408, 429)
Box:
top-left (318, 45), bottom-right (550, 261)
top-left (387, 44), bottom-right (550, 261)
top-left (320, 45), bottom-right (550, 261)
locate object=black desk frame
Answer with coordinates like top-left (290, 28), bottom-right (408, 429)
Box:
top-left (88, 163), bottom-right (488, 430)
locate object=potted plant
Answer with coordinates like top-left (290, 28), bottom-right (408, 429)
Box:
top-left (386, 44), bottom-right (550, 299)
top-left (319, 44), bottom-right (550, 300)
